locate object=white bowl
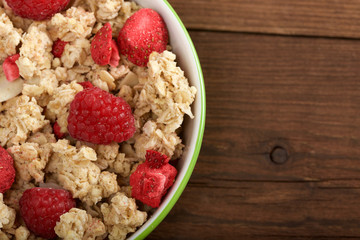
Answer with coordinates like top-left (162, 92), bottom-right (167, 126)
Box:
top-left (128, 0), bottom-right (206, 239)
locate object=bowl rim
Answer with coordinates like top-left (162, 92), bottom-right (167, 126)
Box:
top-left (131, 1), bottom-right (206, 239)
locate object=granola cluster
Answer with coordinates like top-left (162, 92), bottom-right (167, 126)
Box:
top-left (0, 0), bottom-right (196, 239)
top-left (0, 11), bottom-right (21, 62)
top-left (55, 208), bottom-right (106, 240)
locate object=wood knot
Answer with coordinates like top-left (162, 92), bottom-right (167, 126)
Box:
top-left (270, 146), bottom-right (288, 164)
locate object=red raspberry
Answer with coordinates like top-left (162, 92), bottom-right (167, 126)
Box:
top-left (5, 0), bottom-right (70, 20)
top-left (67, 87), bottom-right (136, 144)
top-left (118, 8), bottom-right (168, 67)
top-left (0, 146), bottom-right (15, 193)
top-left (52, 39), bottom-right (68, 58)
top-left (19, 188), bottom-right (76, 239)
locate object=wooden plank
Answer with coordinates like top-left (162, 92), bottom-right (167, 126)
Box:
top-left (148, 30), bottom-right (360, 239)
top-left (191, 30), bottom-right (360, 181)
top-left (149, 181), bottom-right (360, 239)
top-left (168, 0), bottom-right (360, 38)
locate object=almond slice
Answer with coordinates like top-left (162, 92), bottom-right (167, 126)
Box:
top-left (0, 74), bottom-right (23, 103)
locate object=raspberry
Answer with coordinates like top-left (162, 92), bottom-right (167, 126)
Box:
top-left (52, 39), bottom-right (68, 58)
top-left (0, 146), bottom-right (15, 193)
top-left (118, 8), bottom-right (168, 67)
top-left (67, 87), bottom-right (136, 144)
top-left (5, 0), bottom-right (70, 20)
top-left (19, 188), bottom-right (76, 239)
top-left (130, 151), bottom-right (177, 208)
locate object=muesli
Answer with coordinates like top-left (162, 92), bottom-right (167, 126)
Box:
top-left (0, 0), bottom-right (197, 239)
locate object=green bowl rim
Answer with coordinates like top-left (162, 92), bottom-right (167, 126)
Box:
top-left (133, 1), bottom-right (206, 239)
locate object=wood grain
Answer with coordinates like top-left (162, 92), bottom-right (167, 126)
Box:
top-left (147, 30), bottom-right (360, 239)
top-left (168, 0), bottom-right (360, 38)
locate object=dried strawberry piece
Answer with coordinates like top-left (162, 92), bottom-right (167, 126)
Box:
top-left (130, 151), bottom-right (177, 208)
top-left (0, 146), bottom-right (15, 193)
top-left (91, 23), bottom-right (119, 66)
top-left (159, 164), bottom-right (177, 190)
top-left (3, 54), bottom-right (20, 82)
top-left (53, 122), bottom-right (66, 139)
top-left (145, 150), bottom-right (170, 169)
top-left (109, 40), bottom-right (120, 68)
top-left (130, 164), bottom-right (164, 208)
top-left (52, 39), bottom-right (68, 58)
top-left (118, 8), bottom-right (168, 67)
top-left (78, 81), bottom-right (94, 89)
top-left (143, 171), bottom-right (167, 199)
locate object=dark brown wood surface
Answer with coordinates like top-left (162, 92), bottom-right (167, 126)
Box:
top-left (148, 1), bottom-right (360, 239)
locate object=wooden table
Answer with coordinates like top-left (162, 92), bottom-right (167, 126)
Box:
top-left (148, 1), bottom-right (360, 239)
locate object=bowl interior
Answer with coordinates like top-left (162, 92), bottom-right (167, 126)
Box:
top-left (128, 0), bottom-right (205, 239)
